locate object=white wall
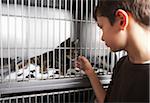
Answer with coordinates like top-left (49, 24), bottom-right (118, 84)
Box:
top-left (0, 4), bottom-right (74, 58)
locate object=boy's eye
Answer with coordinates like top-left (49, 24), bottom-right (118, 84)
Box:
top-left (98, 25), bottom-right (102, 29)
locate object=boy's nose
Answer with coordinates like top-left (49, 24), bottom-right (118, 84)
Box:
top-left (101, 35), bottom-right (104, 41)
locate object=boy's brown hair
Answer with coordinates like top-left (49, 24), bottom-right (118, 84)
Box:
top-left (94, 0), bottom-right (150, 27)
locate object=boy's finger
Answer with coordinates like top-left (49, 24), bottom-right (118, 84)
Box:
top-left (78, 56), bottom-right (88, 64)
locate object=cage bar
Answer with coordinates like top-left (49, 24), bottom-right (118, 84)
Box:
top-left (27, 0), bottom-right (31, 80)
top-left (21, 0), bottom-right (25, 81)
top-left (0, 0), bottom-right (3, 83)
top-left (58, 0), bottom-right (61, 77)
top-left (63, 0), bottom-right (67, 77)
top-left (52, 0), bottom-right (55, 79)
top-left (69, 0), bottom-right (73, 78)
top-left (34, 0), bottom-right (38, 80)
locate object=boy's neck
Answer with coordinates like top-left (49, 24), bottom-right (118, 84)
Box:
top-left (126, 23), bottom-right (150, 64)
top-left (128, 52), bottom-right (150, 64)
top-left (128, 37), bottom-right (150, 64)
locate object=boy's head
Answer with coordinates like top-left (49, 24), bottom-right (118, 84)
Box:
top-left (94, 0), bottom-right (150, 52)
top-left (94, 0), bottom-right (150, 27)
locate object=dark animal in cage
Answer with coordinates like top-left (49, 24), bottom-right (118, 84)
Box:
top-left (0, 38), bottom-right (79, 80)
top-left (16, 38), bottom-right (78, 76)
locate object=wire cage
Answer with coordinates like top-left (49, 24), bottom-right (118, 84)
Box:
top-left (0, 0), bottom-right (127, 102)
top-left (0, 88), bottom-right (95, 103)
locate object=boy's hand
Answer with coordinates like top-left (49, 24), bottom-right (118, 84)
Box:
top-left (75, 56), bottom-right (94, 76)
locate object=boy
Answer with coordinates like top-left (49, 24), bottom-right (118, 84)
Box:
top-left (76, 0), bottom-right (150, 103)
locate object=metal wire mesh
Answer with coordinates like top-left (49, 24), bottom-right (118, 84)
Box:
top-left (0, 0), bottom-right (122, 82)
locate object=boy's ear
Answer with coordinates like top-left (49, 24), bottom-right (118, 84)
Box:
top-left (115, 9), bottom-right (129, 30)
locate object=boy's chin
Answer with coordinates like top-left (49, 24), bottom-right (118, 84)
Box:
top-left (110, 48), bottom-right (123, 52)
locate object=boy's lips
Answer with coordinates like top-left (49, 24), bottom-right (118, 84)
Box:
top-left (105, 43), bottom-right (109, 47)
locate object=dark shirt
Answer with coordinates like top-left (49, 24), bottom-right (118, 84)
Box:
top-left (105, 56), bottom-right (149, 103)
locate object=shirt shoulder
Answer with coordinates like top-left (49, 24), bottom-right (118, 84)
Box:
top-left (105, 55), bottom-right (149, 102)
